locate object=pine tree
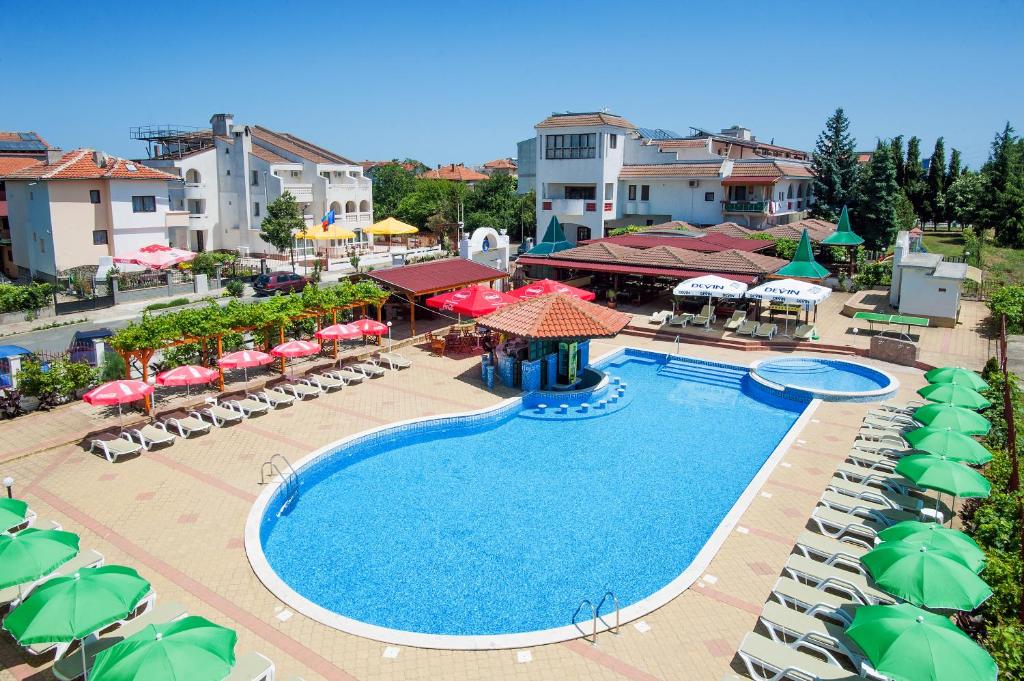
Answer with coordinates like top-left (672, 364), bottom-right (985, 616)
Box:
top-left (889, 135), bottom-right (905, 187)
top-left (923, 137), bottom-right (946, 224)
top-left (980, 123), bottom-right (1021, 244)
top-left (851, 141), bottom-right (900, 250)
top-left (945, 148), bottom-right (963, 223)
top-left (809, 107), bottom-right (859, 222)
top-left (904, 136), bottom-right (926, 220)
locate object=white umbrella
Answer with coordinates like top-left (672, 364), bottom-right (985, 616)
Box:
top-left (745, 278), bottom-right (831, 337)
top-left (673, 275), bottom-right (748, 330)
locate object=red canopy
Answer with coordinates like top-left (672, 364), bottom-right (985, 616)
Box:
top-left (350, 319), bottom-right (389, 336)
top-left (218, 350), bottom-right (274, 369)
top-left (113, 244), bottom-right (195, 270)
top-left (155, 365), bottom-right (219, 387)
top-left (315, 324), bottom-right (362, 340)
top-left (425, 284), bottom-right (518, 317)
top-left (509, 278), bottom-right (596, 302)
top-left (270, 340), bottom-right (320, 358)
top-left (83, 380), bottom-right (154, 406)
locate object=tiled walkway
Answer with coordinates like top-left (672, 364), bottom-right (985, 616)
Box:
top-left (0, 338), bottom-right (931, 680)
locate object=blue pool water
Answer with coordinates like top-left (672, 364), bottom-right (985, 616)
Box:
top-left (753, 357), bottom-right (892, 395)
top-left (259, 353), bottom-right (805, 637)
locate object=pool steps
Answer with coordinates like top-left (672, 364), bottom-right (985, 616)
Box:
top-left (657, 357), bottom-right (747, 389)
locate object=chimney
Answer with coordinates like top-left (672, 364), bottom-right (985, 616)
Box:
top-left (450, 163), bottom-right (455, 171)
top-left (45, 148), bottom-right (64, 164)
top-left (93, 151), bottom-right (108, 168)
top-left (210, 113), bottom-right (234, 136)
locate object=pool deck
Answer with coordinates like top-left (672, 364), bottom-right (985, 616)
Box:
top-left (0, 335), bottom-right (933, 680)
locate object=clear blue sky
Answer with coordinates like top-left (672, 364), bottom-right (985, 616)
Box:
top-left (4, 0), bottom-right (1021, 169)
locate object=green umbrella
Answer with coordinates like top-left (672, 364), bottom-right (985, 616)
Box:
top-left (912, 404), bottom-right (991, 435)
top-left (903, 427), bottom-right (993, 464)
top-left (0, 497), bottom-right (30, 531)
top-left (0, 528), bottom-right (80, 590)
top-left (917, 382), bottom-right (991, 410)
top-left (3, 565), bottom-right (151, 679)
top-left (925, 367), bottom-right (989, 391)
top-left (861, 542), bottom-right (992, 610)
top-left (846, 603), bottom-right (997, 681)
top-left (895, 454), bottom-right (992, 499)
top-left (91, 616), bottom-right (237, 681)
top-left (876, 521), bottom-right (986, 574)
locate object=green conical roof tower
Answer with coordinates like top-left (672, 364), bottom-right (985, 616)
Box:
top-left (821, 205), bottom-right (864, 246)
top-left (527, 216), bottom-right (576, 255)
top-left (775, 228), bottom-right (830, 279)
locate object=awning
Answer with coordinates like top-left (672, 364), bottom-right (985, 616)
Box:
top-left (516, 256), bottom-right (757, 284)
top-left (722, 177), bottom-right (778, 185)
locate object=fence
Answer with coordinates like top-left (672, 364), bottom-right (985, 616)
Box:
top-left (112, 270), bottom-right (199, 304)
top-left (53, 277), bottom-right (114, 315)
top-left (221, 257), bottom-right (266, 283)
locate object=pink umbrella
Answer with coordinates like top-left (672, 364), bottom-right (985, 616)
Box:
top-left (83, 379), bottom-right (155, 426)
top-left (155, 364), bottom-right (220, 398)
top-left (270, 340), bottom-right (320, 358)
top-left (218, 350), bottom-right (273, 384)
top-left (509, 278), bottom-right (596, 301)
top-left (425, 285), bottom-right (517, 317)
top-left (315, 324), bottom-right (362, 340)
top-left (350, 319), bottom-right (388, 336)
top-left (113, 244), bottom-right (196, 270)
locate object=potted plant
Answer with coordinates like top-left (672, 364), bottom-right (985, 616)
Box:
top-left (606, 288), bottom-right (617, 308)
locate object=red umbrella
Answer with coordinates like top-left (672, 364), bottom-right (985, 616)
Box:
top-left (425, 285), bottom-right (517, 317)
top-left (315, 324), bottom-right (362, 340)
top-left (83, 379), bottom-right (155, 427)
top-left (155, 365), bottom-right (219, 398)
top-left (510, 278), bottom-right (596, 302)
top-left (218, 350), bottom-right (273, 384)
top-left (113, 244), bottom-right (195, 270)
top-left (350, 319), bottom-right (389, 336)
top-left (270, 340), bottom-right (320, 358)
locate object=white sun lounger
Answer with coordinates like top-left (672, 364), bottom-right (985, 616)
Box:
top-left (283, 382), bottom-right (321, 400)
top-left (861, 416), bottom-right (911, 433)
top-left (833, 462), bottom-right (919, 495)
top-left (223, 396), bottom-right (271, 417)
top-left (754, 322), bottom-right (778, 340)
top-left (325, 367), bottom-right (365, 384)
top-left (758, 601), bottom-right (867, 672)
top-left (648, 310), bottom-right (671, 325)
top-left (375, 352), bottom-right (412, 370)
top-left (723, 310), bottom-right (747, 330)
top-left (255, 388), bottom-right (296, 408)
top-left (191, 403), bottom-right (243, 427)
top-left (161, 414), bottom-right (211, 438)
top-left (865, 408), bottom-right (916, 424)
top-left (818, 491), bottom-right (922, 524)
top-left (224, 651), bottom-right (276, 681)
top-left (876, 399), bottom-right (927, 415)
top-left (793, 530), bottom-right (869, 573)
top-left (668, 313), bottom-right (693, 326)
top-left (770, 577), bottom-right (858, 626)
top-left (845, 448), bottom-right (901, 471)
top-left (737, 632), bottom-right (861, 681)
top-left (347, 362), bottom-right (385, 378)
top-left (305, 373), bottom-right (345, 392)
top-left (783, 554), bottom-right (896, 605)
top-left (89, 434), bottom-right (143, 463)
top-left (127, 422), bottom-right (176, 450)
top-left (826, 478), bottom-right (924, 512)
top-left (810, 506), bottom-right (896, 543)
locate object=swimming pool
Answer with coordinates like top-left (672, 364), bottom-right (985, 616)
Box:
top-left (247, 349), bottom-right (815, 648)
top-left (750, 357), bottom-right (897, 401)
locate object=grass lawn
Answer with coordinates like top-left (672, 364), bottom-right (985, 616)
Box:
top-left (923, 229), bottom-right (1024, 285)
top-left (922, 232), bottom-right (965, 258)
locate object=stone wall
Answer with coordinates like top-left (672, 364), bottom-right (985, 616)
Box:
top-left (869, 335), bottom-right (919, 367)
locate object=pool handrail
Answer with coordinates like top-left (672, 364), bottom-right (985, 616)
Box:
top-left (572, 599), bottom-right (598, 644)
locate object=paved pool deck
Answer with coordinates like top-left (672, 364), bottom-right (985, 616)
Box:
top-left (0, 335), bottom-right (933, 681)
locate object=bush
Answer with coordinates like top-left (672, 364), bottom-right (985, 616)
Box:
top-left (0, 282), bottom-right (56, 313)
top-left (989, 285), bottom-right (1024, 333)
top-left (225, 279), bottom-right (245, 298)
top-left (852, 260), bottom-right (893, 289)
top-left (983, 624), bottom-right (1024, 678)
top-left (144, 297), bottom-right (190, 312)
top-left (187, 251), bottom-right (236, 278)
top-left (99, 352), bottom-right (126, 382)
top-left (17, 359), bottom-right (97, 408)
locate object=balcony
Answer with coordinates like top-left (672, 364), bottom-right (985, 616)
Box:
top-left (340, 212), bottom-right (373, 226)
top-left (540, 198), bottom-right (585, 215)
top-left (724, 201), bottom-right (767, 213)
top-left (165, 211), bottom-right (190, 228)
top-left (183, 182), bottom-right (206, 200)
top-left (284, 183), bottom-right (314, 202)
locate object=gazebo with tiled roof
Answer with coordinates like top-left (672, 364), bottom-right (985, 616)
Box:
top-left (476, 293), bottom-right (631, 391)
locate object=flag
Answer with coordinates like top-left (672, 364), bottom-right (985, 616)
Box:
top-left (321, 209), bottom-right (335, 231)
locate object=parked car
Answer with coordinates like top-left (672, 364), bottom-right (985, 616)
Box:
top-left (253, 271), bottom-right (307, 296)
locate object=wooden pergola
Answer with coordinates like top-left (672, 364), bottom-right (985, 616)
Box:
top-left (366, 258), bottom-right (509, 335)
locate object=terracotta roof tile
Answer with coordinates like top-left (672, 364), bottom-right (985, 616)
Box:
top-left (618, 162), bottom-right (723, 178)
top-left (727, 162), bottom-right (782, 178)
top-left (775, 162), bottom-right (814, 178)
top-left (765, 219), bottom-right (835, 242)
top-left (361, 160), bottom-right (419, 172)
top-left (701, 222), bottom-right (756, 238)
top-left (366, 257), bottom-right (507, 295)
top-left (655, 139), bottom-right (710, 150)
top-left (476, 293), bottom-right (631, 339)
top-left (691, 249), bottom-right (787, 275)
top-left (420, 164), bottom-right (489, 182)
top-left (0, 157), bottom-right (42, 175)
top-left (536, 112), bottom-right (636, 129)
top-left (483, 158), bottom-right (517, 169)
top-left (251, 145), bottom-right (292, 164)
top-left (250, 126), bottom-right (352, 164)
top-left (2, 149), bottom-right (178, 181)
top-left (551, 242), bottom-right (638, 264)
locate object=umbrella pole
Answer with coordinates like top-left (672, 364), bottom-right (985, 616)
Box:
top-left (82, 639), bottom-right (88, 680)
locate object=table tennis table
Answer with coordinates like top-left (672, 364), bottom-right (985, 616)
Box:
top-left (853, 311), bottom-right (929, 340)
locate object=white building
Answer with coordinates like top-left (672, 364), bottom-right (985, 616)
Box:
top-left (528, 112), bottom-right (815, 245)
top-left (136, 114), bottom-right (372, 255)
top-left (890, 230), bottom-right (967, 328)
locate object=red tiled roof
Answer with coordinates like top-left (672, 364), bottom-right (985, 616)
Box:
top-left (641, 220), bottom-right (699, 233)
top-left (701, 222), bottom-right (755, 238)
top-left (251, 126), bottom-right (352, 164)
top-left (727, 162), bottom-right (782, 178)
top-left (550, 241), bottom-right (638, 264)
top-left (366, 257), bottom-right (508, 295)
top-left (536, 112), bottom-right (636, 129)
top-left (655, 139), bottom-right (709, 150)
top-left (619, 162), bottom-right (722, 178)
top-left (251, 145), bottom-right (292, 164)
top-left (775, 162), bottom-right (814, 178)
top-left (420, 164), bottom-right (489, 182)
top-left (2, 149), bottom-right (178, 181)
top-left (544, 241), bottom-right (781, 276)
top-left (585, 232), bottom-right (772, 253)
top-left (516, 256), bottom-right (758, 284)
top-left (360, 160), bottom-right (419, 172)
top-left (764, 219), bottom-right (835, 242)
top-left (0, 157), bottom-right (42, 175)
top-left (475, 293), bottom-right (631, 340)
top-left (692, 249), bottom-right (787, 275)
top-left (483, 158), bottom-right (517, 169)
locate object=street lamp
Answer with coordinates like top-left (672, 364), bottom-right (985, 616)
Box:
top-left (3, 476), bottom-right (14, 499)
top-left (386, 321), bottom-right (393, 352)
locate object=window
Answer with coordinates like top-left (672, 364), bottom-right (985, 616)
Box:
top-left (645, 219), bottom-right (654, 226)
top-left (604, 183), bottom-right (613, 200)
top-left (628, 185), bottom-right (637, 201)
top-left (132, 196), bottom-right (156, 213)
top-left (92, 230), bottom-right (108, 245)
top-left (564, 186), bottom-right (596, 200)
top-left (254, 202), bottom-right (260, 216)
top-left (226, 169), bottom-right (231, 176)
top-left (787, 185), bottom-right (793, 199)
top-left (225, 147), bottom-right (230, 154)
top-left (252, 170), bottom-right (260, 186)
top-left (640, 185), bottom-right (650, 201)
top-left (705, 191), bottom-right (715, 202)
top-left (545, 133), bottom-right (597, 159)
top-left (609, 134), bottom-right (617, 149)
top-left (89, 190), bottom-right (101, 204)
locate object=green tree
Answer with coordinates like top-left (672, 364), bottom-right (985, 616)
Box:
top-left (945, 148), bottom-right (963, 223)
top-left (923, 137), bottom-right (946, 223)
top-left (464, 174), bottom-right (520, 236)
top-left (904, 136), bottom-right (926, 219)
top-left (947, 171), bottom-right (985, 226)
top-left (980, 123), bottom-right (1024, 246)
top-left (258, 191), bottom-right (305, 270)
top-left (395, 179), bottom-right (468, 230)
top-left (18, 358), bottom-right (97, 408)
top-left (895, 189), bottom-right (917, 232)
top-left (810, 107), bottom-right (859, 221)
top-left (889, 135), bottom-right (905, 187)
top-left (370, 163), bottom-right (416, 219)
top-left (852, 140), bottom-right (901, 250)
top-left (517, 190), bottom-right (536, 243)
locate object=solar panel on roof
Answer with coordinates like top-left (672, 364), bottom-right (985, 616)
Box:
top-left (18, 133), bottom-right (37, 141)
top-left (636, 127), bottom-right (684, 140)
top-left (0, 140), bottom-right (48, 151)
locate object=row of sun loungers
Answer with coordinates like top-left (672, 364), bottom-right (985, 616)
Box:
top-left (732, 400), bottom-right (945, 680)
top-left (649, 308), bottom-right (818, 342)
top-left (88, 352), bottom-right (412, 462)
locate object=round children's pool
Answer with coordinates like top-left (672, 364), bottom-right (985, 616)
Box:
top-left (750, 357), bottom-right (897, 401)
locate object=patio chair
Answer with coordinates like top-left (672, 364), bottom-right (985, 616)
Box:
top-left (833, 461), bottom-right (917, 494)
top-left (255, 388), bottom-right (297, 408)
top-left (375, 352), bottom-right (411, 370)
top-left (428, 335), bottom-right (446, 356)
top-left (51, 601), bottom-right (188, 681)
top-left (126, 422), bottom-right (176, 451)
top-left (161, 413), bottom-right (212, 438)
top-left (845, 448), bottom-right (903, 471)
top-left (794, 323), bottom-right (817, 341)
top-left (810, 505), bottom-right (899, 542)
top-left (282, 382), bottom-right (321, 400)
top-left (753, 322), bottom-right (778, 340)
top-left (648, 309), bottom-right (672, 325)
top-left (864, 408), bottom-right (916, 425)
top-left (769, 576), bottom-right (857, 626)
top-left (723, 310), bottom-right (747, 331)
top-left (324, 367), bottom-right (365, 384)
top-left (690, 304), bottom-right (716, 327)
top-left (224, 651), bottom-right (276, 681)
top-left (783, 554), bottom-right (896, 605)
top-left (826, 478), bottom-right (924, 513)
top-left (348, 362), bottom-right (385, 378)
top-left (89, 434), bottom-right (143, 463)
top-left (735, 319), bottom-right (759, 336)
top-left (818, 491), bottom-right (923, 524)
top-left (0, 549), bottom-right (103, 611)
top-left (876, 399), bottom-right (927, 415)
top-left (668, 312), bottom-right (693, 326)
top-left (223, 395), bottom-right (271, 418)
top-left (737, 632), bottom-right (860, 681)
top-left (793, 530), bottom-right (870, 572)
top-left (757, 601), bottom-right (867, 671)
top-left (191, 401), bottom-right (243, 427)
top-left (305, 373), bottom-right (345, 392)
top-left (3, 507), bottom-right (38, 534)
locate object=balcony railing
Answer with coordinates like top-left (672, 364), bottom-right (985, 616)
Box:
top-left (540, 198), bottom-right (586, 215)
top-left (165, 211), bottom-right (190, 228)
top-left (183, 182), bottom-right (205, 200)
top-left (340, 212), bottom-right (373, 225)
top-left (283, 183), bottom-right (314, 202)
top-left (724, 201), bottom-right (766, 213)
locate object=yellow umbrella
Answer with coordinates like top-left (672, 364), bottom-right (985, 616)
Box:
top-left (303, 226), bottom-right (357, 240)
top-left (364, 217), bottom-right (418, 236)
